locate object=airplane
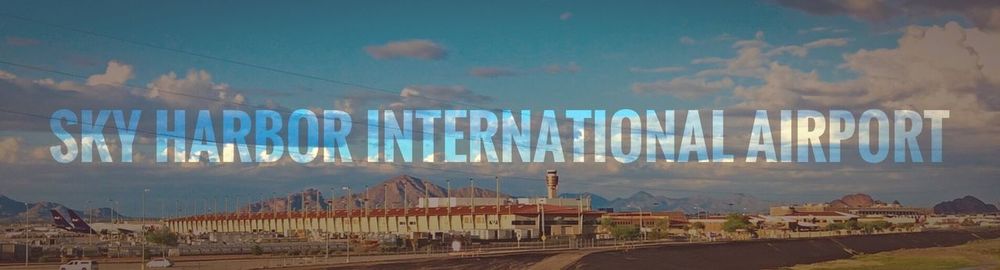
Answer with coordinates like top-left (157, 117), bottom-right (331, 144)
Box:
top-left (50, 209), bottom-right (146, 235)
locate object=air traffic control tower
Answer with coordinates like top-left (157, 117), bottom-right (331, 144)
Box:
top-left (546, 170), bottom-right (559, 199)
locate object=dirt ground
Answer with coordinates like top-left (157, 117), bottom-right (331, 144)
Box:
top-left (788, 238), bottom-right (1000, 270)
top-left (567, 229), bottom-right (1000, 270)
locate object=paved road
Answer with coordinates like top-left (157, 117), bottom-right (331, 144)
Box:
top-left (0, 253), bottom-right (450, 270)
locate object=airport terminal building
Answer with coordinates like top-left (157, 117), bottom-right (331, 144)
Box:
top-left (164, 204), bottom-right (603, 240)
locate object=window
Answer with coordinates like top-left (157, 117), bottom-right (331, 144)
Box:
top-left (512, 220), bottom-right (536, 225)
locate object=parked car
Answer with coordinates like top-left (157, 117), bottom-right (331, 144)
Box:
top-left (59, 260), bottom-right (99, 270)
top-left (146, 257), bottom-right (175, 268)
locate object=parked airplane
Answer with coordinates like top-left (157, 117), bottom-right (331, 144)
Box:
top-left (50, 209), bottom-right (146, 235)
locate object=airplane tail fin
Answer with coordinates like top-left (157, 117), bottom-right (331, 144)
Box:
top-left (49, 209), bottom-right (74, 230)
top-left (65, 209), bottom-right (94, 233)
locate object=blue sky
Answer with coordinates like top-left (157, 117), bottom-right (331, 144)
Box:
top-left (1, 0), bottom-right (890, 109)
top-left (1, 0), bottom-right (998, 213)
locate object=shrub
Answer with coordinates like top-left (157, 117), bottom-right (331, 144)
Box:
top-left (145, 228), bottom-right (179, 246)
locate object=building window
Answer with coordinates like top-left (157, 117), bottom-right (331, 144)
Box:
top-left (512, 220), bottom-right (536, 225)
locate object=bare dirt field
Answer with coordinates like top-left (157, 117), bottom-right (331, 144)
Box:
top-left (788, 237), bottom-right (1000, 270)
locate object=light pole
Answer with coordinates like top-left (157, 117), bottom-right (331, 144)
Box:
top-left (445, 179), bottom-right (451, 222)
top-left (639, 206), bottom-right (644, 241)
top-left (325, 188), bottom-right (333, 260)
top-left (469, 178), bottom-right (475, 229)
top-left (341, 186), bottom-right (351, 263)
top-left (627, 204), bottom-right (645, 241)
top-left (141, 188), bottom-right (149, 270)
top-left (24, 202), bottom-right (28, 267)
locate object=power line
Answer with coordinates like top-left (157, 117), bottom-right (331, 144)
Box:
top-left (0, 13), bottom-right (479, 108)
top-left (0, 58), bottom-right (636, 159)
top-left (0, 107), bottom-right (782, 198)
top-left (0, 13), bottom-right (682, 142)
top-left (0, 14), bottom-right (939, 202)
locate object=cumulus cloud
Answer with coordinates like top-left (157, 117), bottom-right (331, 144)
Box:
top-left (146, 69), bottom-right (245, 108)
top-left (364, 39), bottom-right (447, 60)
top-left (736, 22), bottom-right (1000, 113)
top-left (86, 60), bottom-right (134, 86)
top-left (632, 77), bottom-right (735, 99)
top-left (0, 60), bottom-right (258, 134)
top-left (469, 67), bottom-right (518, 78)
top-left (776, 0), bottom-right (1000, 31)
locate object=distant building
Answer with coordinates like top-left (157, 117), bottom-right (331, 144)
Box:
top-left (165, 170), bottom-right (605, 240)
top-left (417, 197), bottom-right (591, 210)
top-left (599, 211), bottom-right (686, 235)
top-left (771, 203), bottom-right (929, 219)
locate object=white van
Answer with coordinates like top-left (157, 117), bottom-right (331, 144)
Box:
top-left (59, 260), bottom-right (99, 270)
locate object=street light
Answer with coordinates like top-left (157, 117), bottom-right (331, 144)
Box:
top-left (627, 204), bottom-right (645, 241)
top-left (141, 188), bottom-right (149, 270)
top-left (325, 187), bottom-right (334, 260)
top-left (24, 202), bottom-right (28, 267)
top-left (341, 186), bottom-right (351, 263)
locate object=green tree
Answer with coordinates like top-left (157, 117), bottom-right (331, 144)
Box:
top-left (610, 225), bottom-right (641, 240)
top-left (598, 217), bottom-right (642, 240)
top-left (722, 214), bottom-right (751, 233)
top-left (145, 227), bottom-right (179, 246)
top-left (691, 222), bottom-right (705, 230)
top-left (599, 217), bottom-right (614, 231)
top-left (650, 219), bottom-right (670, 239)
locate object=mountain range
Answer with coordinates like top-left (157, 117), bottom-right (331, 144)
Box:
top-left (562, 191), bottom-right (773, 213)
top-left (0, 195), bottom-right (122, 223)
top-left (244, 175), bottom-right (510, 213)
top-left (933, 196), bottom-right (999, 214)
top-left (3, 175), bottom-right (998, 223)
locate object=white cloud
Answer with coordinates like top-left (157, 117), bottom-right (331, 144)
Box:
top-left (86, 60), bottom-right (134, 86)
top-left (560, 12), bottom-right (573, 21)
top-left (767, 38), bottom-right (850, 57)
top-left (777, 0), bottom-right (1000, 31)
top-left (364, 39), bottom-right (447, 60)
top-left (146, 69), bottom-right (243, 108)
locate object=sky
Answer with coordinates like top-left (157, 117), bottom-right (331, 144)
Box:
top-left (0, 0), bottom-right (998, 215)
